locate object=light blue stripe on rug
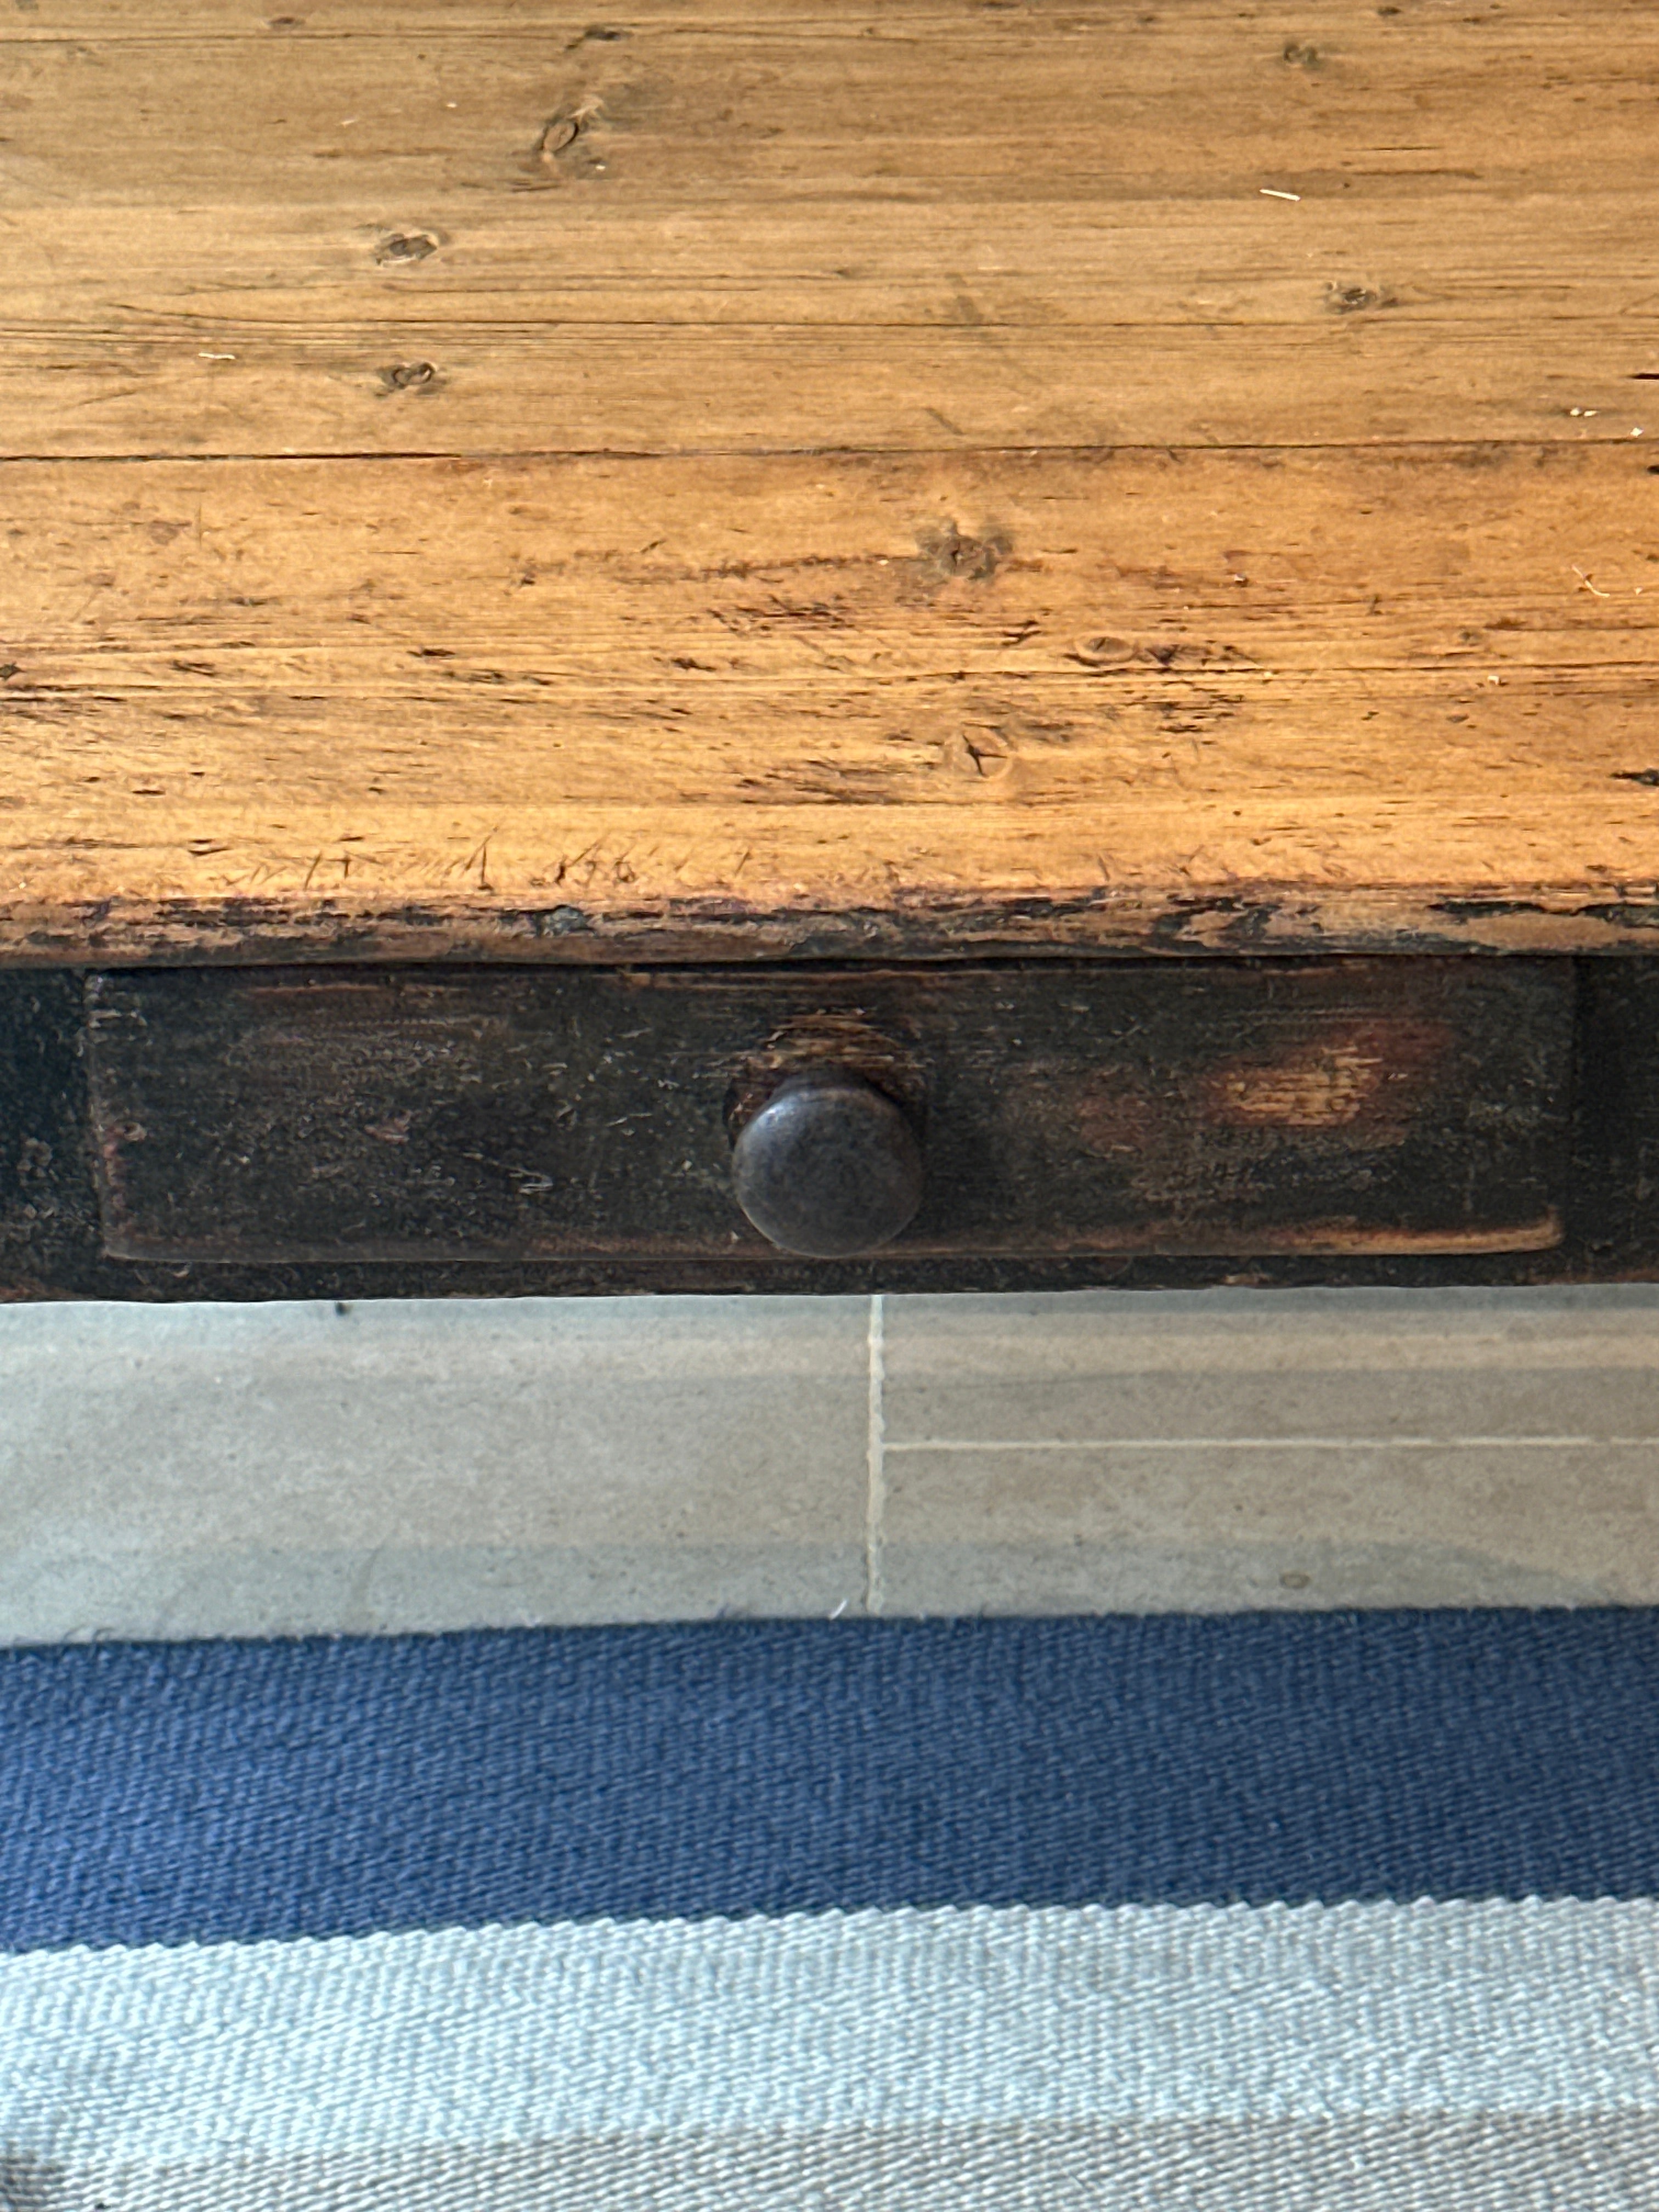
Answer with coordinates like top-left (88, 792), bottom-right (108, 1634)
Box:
top-left (5, 2122), bottom-right (1659, 2212)
top-left (2, 1900), bottom-right (1656, 2170)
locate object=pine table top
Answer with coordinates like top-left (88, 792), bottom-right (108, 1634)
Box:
top-left (2, 0), bottom-right (1655, 965)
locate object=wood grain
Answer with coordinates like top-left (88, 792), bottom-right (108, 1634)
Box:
top-left (2, 443), bottom-right (1656, 962)
top-left (0, 3), bottom-right (1654, 456)
top-left (0, 0), bottom-right (1654, 960)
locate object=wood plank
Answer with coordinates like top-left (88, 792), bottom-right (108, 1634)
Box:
top-left (2, 444), bottom-right (1655, 962)
top-left (1, 4), bottom-right (1654, 455)
top-left (7, 319), bottom-right (1650, 461)
top-left (10, 8), bottom-right (1652, 205)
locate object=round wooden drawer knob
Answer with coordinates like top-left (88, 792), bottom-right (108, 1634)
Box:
top-left (731, 1069), bottom-right (924, 1258)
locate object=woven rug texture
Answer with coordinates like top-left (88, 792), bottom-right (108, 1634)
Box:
top-left (1, 1612), bottom-right (1656, 2209)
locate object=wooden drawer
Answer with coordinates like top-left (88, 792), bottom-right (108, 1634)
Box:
top-left (85, 961), bottom-right (1573, 1266)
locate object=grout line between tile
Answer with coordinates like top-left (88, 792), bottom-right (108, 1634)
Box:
top-left (864, 1293), bottom-right (886, 1617)
top-left (884, 1436), bottom-right (1659, 1453)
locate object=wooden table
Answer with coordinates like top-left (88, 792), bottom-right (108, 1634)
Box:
top-left (2, 0), bottom-right (1655, 1298)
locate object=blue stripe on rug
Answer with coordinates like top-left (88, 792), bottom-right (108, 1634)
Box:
top-left (3, 1611), bottom-right (1658, 1949)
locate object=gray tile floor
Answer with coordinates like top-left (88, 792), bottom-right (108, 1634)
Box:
top-left (2, 1288), bottom-right (1658, 1643)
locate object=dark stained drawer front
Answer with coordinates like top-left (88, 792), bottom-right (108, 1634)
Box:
top-left (86, 961), bottom-right (1573, 1266)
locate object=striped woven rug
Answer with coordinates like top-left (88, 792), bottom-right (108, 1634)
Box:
top-left (2, 1611), bottom-right (1657, 2209)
